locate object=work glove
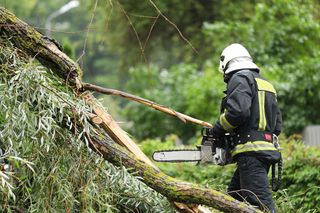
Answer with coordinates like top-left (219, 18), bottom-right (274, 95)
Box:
top-left (204, 127), bottom-right (214, 136)
top-left (204, 125), bottom-right (225, 138)
top-left (201, 127), bottom-right (221, 146)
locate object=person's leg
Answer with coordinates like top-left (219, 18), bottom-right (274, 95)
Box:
top-left (237, 156), bottom-right (276, 212)
top-left (227, 166), bottom-right (243, 201)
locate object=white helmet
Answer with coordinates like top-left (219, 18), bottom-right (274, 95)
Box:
top-left (219, 43), bottom-right (259, 74)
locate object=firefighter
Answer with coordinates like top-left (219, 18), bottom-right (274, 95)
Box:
top-left (206, 43), bottom-right (282, 212)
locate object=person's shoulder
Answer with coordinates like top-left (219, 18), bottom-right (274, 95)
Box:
top-left (229, 69), bottom-right (257, 83)
top-left (235, 69), bottom-right (258, 78)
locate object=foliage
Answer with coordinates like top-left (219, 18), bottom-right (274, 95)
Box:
top-left (4, 0), bottom-right (320, 135)
top-left (276, 138), bottom-right (320, 212)
top-left (139, 136), bottom-right (320, 212)
top-left (203, 0), bottom-right (320, 135)
top-left (2, 0), bottom-right (121, 88)
top-left (104, 0), bottom-right (233, 67)
top-left (121, 0), bottom-right (320, 139)
top-left (123, 63), bottom-right (224, 141)
top-left (0, 39), bottom-right (172, 212)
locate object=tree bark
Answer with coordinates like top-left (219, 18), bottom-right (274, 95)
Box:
top-left (0, 7), bottom-right (261, 213)
top-left (0, 7), bottom-right (82, 89)
top-left (88, 137), bottom-right (259, 213)
top-left (85, 95), bottom-right (156, 168)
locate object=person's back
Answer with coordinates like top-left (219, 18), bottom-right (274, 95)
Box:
top-left (207, 43), bottom-right (282, 212)
top-left (225, 70), bottom-right (281, 161)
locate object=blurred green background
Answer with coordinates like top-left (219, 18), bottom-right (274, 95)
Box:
top-left (1, 0), bottom-right (320, 212)
top-left (2, 0), bottom-right (320, 141)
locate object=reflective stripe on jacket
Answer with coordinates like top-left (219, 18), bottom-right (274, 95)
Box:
top-left (214, 69), bottom-right (282, 160)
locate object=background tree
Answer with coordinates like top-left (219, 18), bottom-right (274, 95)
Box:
top-left (203, 0), bottom-right (320, 135)
top-left (122, 0), bottom-right (320, 139)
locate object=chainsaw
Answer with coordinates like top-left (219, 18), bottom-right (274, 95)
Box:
top-left (152, 129), bottom-right (282, 191)
top-left (152, 129), bottom-right (234, 165)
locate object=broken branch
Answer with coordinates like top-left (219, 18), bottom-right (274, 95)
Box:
top-left (82, 83), bottom-right (213, 128)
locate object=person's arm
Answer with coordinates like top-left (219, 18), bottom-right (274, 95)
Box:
top-left (274, 106), bottom-right (282, 136)
top-left (209, 73), bottom-right (253, 137)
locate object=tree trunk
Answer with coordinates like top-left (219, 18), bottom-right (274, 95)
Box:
top-left (0, 7), bottom-right (261, 213)
top-left (88, 136), bottom-right (260, 213)
top-left (0, 7), bottom-right (82, 89)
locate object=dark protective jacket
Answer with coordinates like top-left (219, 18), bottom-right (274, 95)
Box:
top-left (213, 69), bottom-right (282, 161)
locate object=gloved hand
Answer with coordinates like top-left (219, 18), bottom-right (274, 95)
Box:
top-left (205, 123), bottom-right (225, 138)
top-left (201, 127), bottom-right (221, 146)
top-left (204, 127), bottom-right (214, 136)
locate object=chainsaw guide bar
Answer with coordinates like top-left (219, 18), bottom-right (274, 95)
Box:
top-left (152, 149), bottom-right (201, 163)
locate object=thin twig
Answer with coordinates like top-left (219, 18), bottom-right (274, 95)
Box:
top-left (99, 0), bottom-right (114, 45)
top-left (117, 1), bottom-right (147, 63)
top-left (129, 13), bottom-right (159, 19)
top-left (76, 0), bottom-right (99, 63)
top-left (227, 189), bottom-right (268, 212)
top-left (148, 0), bottom-right (198, 54)
top-left (142, 13), bottom-right (160, 53)
top-left (38, 82), bottom-right (73, 107)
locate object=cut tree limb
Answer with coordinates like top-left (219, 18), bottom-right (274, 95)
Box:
top-left (0, 7), bottom-right (260, 213)
top-left (88, 136), bottom-right (260, 213)
top-left (84, 95), bottom-right (156, 168)
top-left (82, 83), bottom-right (213, 128)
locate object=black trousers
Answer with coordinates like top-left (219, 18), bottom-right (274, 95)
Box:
top-left (227, 155), bottom-right (276, 212)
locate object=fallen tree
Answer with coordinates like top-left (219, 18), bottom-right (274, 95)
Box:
top-left (0, 7), bottom-right (260, 213)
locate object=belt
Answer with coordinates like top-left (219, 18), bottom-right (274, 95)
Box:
top-left (234, 130), bottom-right (274, 144)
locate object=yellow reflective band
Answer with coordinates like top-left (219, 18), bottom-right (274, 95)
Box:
top-left (258, 91), bottom-right (266, 131)
top-left (231, 141), bottom-right (277, 157)
top-left (233, 141), bottom-right (275, 150)
top-left (255, 78), bottom-right (277, 95)
top-left (220, 113), bottom-right (235, 132)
